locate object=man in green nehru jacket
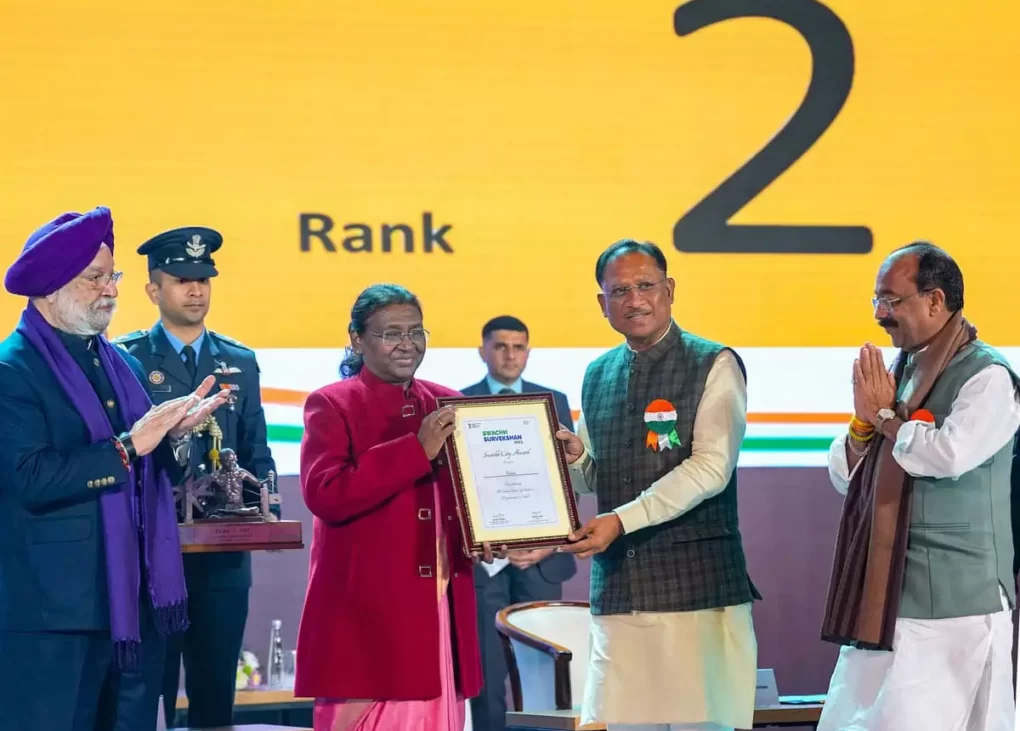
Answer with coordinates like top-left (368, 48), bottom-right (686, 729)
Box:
top-left (819, 241), bottom-right (1020, 731)
top-left (556, 238), bottom-right (760, 731)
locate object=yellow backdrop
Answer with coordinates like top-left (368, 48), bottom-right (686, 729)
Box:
top-left (1, 0), bottom-right (1015, 347)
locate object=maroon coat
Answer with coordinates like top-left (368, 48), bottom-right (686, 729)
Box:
top-left (293, 367), bottom-right (482, 700)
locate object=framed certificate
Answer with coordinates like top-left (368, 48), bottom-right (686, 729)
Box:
top-left (437, 392), bottom-right (582, 555)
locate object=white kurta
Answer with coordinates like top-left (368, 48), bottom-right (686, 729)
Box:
top-left (569, 349), bottom-right (756, 731)
top-left (820, 363), bottom-right (1020, 731)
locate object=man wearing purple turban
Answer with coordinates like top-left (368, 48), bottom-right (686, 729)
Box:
top-left (0, 206), bottom-right (230, 730)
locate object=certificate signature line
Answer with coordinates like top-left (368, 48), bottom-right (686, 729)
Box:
top-left (482, 473), bottom-right (541, 478)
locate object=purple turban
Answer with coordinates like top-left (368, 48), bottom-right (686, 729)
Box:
top-left (4, 206), bottom-right (116, 297)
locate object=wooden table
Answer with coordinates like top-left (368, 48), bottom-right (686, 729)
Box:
top-left (176, 689), bottom-right (311, 710)
top-left (754, 703), bottom-right (825, 727)
top-left (174, 689), bottom-right (312, 728)
top-left (507, 702), bottom-right (824, 729)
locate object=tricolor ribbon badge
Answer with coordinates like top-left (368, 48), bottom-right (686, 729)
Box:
top-left (644, 398), bottom-right (681, 451)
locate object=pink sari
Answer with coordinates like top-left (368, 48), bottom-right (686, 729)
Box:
top-left (312, 483), bottom-right (466, 731)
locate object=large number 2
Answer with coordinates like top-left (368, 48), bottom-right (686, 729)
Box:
top-left (672, 0), bottom-right (872, 254)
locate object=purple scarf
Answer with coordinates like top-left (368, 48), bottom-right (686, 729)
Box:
top-left (17, 303), bottom-right (188, 666)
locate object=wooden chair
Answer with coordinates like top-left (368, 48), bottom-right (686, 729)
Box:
top-left (495, 600), bottom-right (591, 712)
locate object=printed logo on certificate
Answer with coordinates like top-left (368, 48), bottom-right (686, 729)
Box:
top-left (437, 392), bottom-right (581, 555)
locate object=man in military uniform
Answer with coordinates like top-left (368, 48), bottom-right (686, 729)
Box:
top-left (114, 226), bottom-right (277, 729)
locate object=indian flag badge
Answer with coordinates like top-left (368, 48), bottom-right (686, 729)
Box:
top-left (644, 398), bottom-right (681, 451)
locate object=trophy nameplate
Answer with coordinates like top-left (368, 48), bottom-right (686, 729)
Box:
top-left (174, 445), bottom-right (303, 553)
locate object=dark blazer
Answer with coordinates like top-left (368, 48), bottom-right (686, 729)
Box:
top-left (460, 376), bottom-right (577, 585)
top-left (461, 378), bottom-right (575, 433)
top-left (0, 330), bottom-right (177, 632)
top-left (114, 322), bottom-right (276, 589)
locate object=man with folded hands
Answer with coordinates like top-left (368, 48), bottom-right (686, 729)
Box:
top-left (818, 242), bottom-right (1020, 731)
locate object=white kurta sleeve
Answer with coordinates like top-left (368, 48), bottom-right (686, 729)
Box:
top-left (567, 414), bottom-right (597, 495)
top-left (827, 434), bottom-right (868, 496)
top-left (892, 364), bottom-right (1020, 479)
top-left (612, 349), bottom-right (746, 534)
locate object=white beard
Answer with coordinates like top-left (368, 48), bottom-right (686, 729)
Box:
top-left (49, 289), bottom-right (117, 336)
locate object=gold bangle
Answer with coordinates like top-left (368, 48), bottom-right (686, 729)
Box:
top-left (849, 415), bottom-right (874, 434)
top-left (848, 428), bottom-right (875, 443)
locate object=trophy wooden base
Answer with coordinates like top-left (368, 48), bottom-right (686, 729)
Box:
top-left (178, 519), bottom-right (304, 553)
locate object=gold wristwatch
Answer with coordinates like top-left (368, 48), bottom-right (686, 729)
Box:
top-left (875, 408), bottom-right (896, 431)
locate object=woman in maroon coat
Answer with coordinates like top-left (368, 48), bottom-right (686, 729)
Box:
top-left (295, 284), bottom-right (495, 731)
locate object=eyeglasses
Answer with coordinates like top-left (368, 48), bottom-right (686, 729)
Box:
top-left (367, 328), bottom-right (429, 347)
top-left (78, 271), bottom-right (123, 290)
top-left (872, 289), bottom-right (931, 312)
top-left (604, 278), bottom-right (666, 300)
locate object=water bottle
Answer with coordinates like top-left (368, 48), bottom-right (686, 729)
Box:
top-left (267, 619), bottom-right (285, 689)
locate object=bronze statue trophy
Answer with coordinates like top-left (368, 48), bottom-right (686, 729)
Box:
top-left (186, 448), bottom-right (277, 522)
top-left (175, 420), bottom-right (302, 553)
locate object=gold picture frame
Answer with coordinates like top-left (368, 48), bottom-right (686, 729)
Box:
top-left (437, 392), bottom-right (581, 555)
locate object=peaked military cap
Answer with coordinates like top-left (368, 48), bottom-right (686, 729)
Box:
top-left (137, 226), bottom-right (222, 279)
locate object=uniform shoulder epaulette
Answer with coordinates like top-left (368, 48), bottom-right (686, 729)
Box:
top-left (209, 330), bottom-right (253, 352)
top-left (110, 329), bottom-right (148, 345)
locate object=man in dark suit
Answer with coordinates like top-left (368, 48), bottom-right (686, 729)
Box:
top-left (114, 226), bottom-right (277, 729)
top-left (462, 315), bottom-right (573, 429)
top-left (0, 207), bottom-right (228, 730)
top-left (462, 315), bottom-right (577, 731)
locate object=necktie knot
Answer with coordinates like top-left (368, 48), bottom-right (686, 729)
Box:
top-left (498, 387), bottom-right (514, 395)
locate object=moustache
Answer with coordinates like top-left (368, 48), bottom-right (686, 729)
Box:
top-left (878, 318), bottom-right (897, 328)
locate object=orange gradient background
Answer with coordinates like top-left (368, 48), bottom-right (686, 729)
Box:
top-left (0, 1), bottom-right (1015, 347)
